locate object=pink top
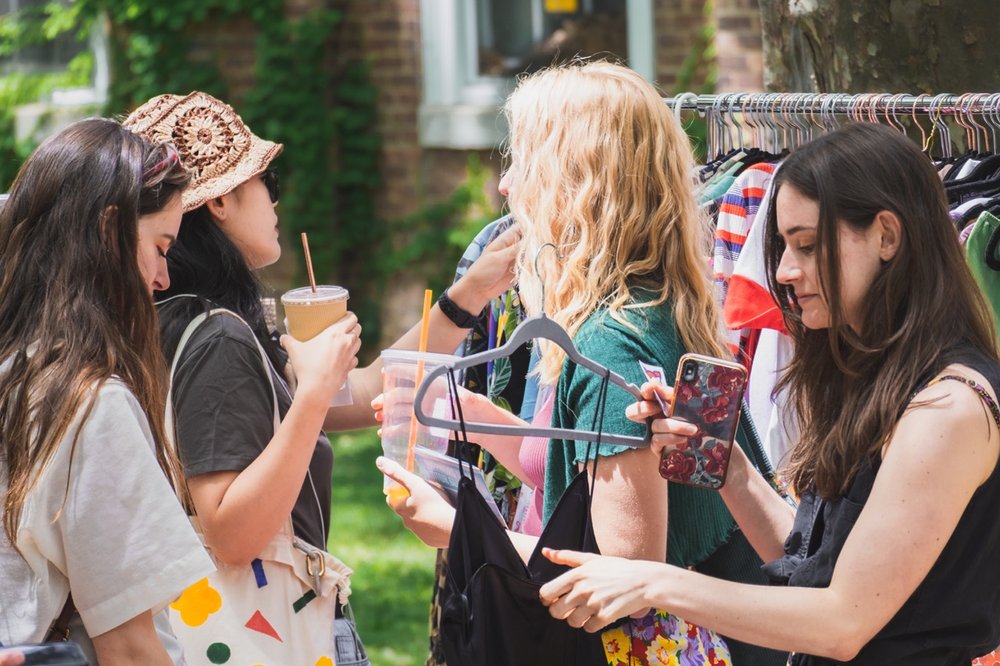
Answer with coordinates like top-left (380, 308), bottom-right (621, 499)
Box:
top-left (517, 390), bottom-right (554, 536)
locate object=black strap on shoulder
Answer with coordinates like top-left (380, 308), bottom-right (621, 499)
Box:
top-left (45, 593), bottom-right (76, 642)
top-left (929, 374), bottom-right (1000, 430)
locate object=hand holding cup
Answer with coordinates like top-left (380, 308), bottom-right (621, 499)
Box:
top-left (282, 312), bottom-right (361, 404)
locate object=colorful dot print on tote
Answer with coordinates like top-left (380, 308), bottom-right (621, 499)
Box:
top-left (167, 517), bottom-right (351, 665)
top-left (165, 308), bottom-right (353, 665)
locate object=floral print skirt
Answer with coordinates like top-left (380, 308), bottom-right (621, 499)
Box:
top-left (600, 609), bottom-right (731, 666)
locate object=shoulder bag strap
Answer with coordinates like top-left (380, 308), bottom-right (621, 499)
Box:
top-left (44, 593), bottom-right (76, 642)
top-left (165, 308), bottom-right (285, 527)
top-left (165, 308), bottom-right (281, 448)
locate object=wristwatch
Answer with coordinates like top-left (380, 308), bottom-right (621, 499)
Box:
top-left (438, 288), bottom-right (480, 328)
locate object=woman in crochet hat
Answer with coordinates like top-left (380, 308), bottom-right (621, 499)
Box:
top-left (123, 92), bottom-right (517, 661)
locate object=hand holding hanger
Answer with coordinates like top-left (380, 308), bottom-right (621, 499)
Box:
top-left (624, 381), bottom-right (700, 453)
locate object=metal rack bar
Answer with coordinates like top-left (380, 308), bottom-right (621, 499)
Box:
top-left (663, 93), bottom-right (1000, 115)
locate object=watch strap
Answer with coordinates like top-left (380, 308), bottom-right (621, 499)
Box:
top-left (438, 288), bottom-right (480, 328)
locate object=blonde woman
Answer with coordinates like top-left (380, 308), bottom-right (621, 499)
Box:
top-left (380, 61), bottom-right (786, 665)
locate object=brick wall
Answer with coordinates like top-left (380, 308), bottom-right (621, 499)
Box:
top-left (652, 0), bottom-right (763, 94)
top-left (653, 0), bottom-right (711, 94)
top-left (334, 0), bottom-right (423, 223)
top-left (332, 0), bottom-right (504, 345)
top-left (186, 16), bottom-right (259, 105)
top-left (714, 0), bottom-right (764, 92)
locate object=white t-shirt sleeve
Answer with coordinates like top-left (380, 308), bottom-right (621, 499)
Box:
top-left (24, 381), bottom-right (214, 638)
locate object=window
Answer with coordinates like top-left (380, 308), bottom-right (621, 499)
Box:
top-left (420, 0), bottom-right (653, 149)
top-left (477, 0), bottom-right (628, 78)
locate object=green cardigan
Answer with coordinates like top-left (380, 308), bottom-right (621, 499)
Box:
top-left (543, 296), bottom-right (747, 566)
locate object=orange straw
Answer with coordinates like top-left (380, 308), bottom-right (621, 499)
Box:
top-left (405, 288), bottom-right (434, 472)
top-left (300, 232), bottom-right (317, 293)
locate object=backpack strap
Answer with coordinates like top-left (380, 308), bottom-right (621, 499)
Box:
top-left (44, 593), bottom-right (76, 642)
top-left (738, 404), bottom-right (788, 497)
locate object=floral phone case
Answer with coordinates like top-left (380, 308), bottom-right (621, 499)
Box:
top-left (658, 353), bottom-right (747, 490)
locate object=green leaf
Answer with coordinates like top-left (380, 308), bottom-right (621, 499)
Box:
top-left (489, 357), bottom-right (512, 398)
top-left (491, 396), bottom-right (512, 414)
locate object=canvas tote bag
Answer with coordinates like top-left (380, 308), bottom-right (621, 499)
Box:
top-left (165, 307), bottom-right (352, 666)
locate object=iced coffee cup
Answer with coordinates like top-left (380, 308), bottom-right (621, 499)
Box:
top-left (281, 285), bottom-right (349, 340)
top-left (281, 285), bottom-right (352, 405)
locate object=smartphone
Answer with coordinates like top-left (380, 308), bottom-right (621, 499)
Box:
top-left (658, 353), bottom-right (747, 490)
top-left (0, 642), bottom-right (87, 666)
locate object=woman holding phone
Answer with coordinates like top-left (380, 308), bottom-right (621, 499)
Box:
top-left (539, 123), bottom-right (1000, 665)
top-left (379, 60), bottom-right (786, 665)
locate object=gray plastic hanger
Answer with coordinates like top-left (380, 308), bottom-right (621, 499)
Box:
top-left (413, 244), bottom-right (648, 449)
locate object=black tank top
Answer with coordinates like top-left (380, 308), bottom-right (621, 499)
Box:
top-left (764, 348), bottom-right (1000, 665)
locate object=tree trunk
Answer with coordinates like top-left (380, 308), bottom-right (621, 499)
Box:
top-left (759, 0), bottom-right (1000, 93)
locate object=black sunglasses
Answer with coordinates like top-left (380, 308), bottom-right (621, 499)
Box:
top-left (262, 169), bottom-right (280, 204)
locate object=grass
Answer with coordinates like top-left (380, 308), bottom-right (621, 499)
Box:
top-left (327, 429), bottom-right (438, 666)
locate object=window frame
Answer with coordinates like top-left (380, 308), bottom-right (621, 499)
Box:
top-left (419, 0), bottom-right (654, 149)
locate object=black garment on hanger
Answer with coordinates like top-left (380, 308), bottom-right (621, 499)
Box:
top-left (945, 159), bottom-right (1000, 206)
top-left (440, 471), bottom-right (606, 665)
top-left (439, 372), bottom-right (611, 666)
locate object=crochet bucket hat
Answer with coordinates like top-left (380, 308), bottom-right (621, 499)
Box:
top-left (124, 91), bottom-right (283, 212)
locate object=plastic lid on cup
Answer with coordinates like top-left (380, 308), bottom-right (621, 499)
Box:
top-left (280, 285), bottom-right (349, 305)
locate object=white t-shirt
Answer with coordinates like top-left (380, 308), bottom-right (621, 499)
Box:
top-left (0, 379), bottom-right (214, 657)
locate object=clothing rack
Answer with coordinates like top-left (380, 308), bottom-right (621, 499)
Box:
top-left (664, 92), bottom-right (1000, 159)
top-left (663, 92), bottom-right (1000, 115)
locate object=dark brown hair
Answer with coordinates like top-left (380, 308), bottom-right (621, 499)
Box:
top-left (763, 122), bottom-right (998, 498)
top-left (0, 118), bottom-right (190, 542)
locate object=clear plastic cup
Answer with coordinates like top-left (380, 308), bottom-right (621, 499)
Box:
top-left (281, 285), bottom-right (352, 406)
top-left (380, 349), bottom-right (457, 495)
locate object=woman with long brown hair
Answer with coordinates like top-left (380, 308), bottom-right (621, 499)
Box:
top-left (0, 119), bottom-right (213, 664)
top-left (540, 122), bottom-right (1000, 665)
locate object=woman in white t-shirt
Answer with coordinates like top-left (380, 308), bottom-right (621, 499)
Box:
top-left (0, 119), bottom-right (214, 664)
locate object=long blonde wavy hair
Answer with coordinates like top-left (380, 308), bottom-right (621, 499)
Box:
top-left (505, 61), bottom-right (728, 385)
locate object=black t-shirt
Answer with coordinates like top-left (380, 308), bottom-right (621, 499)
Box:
top-left (170, 313), bottom-right (333, 550)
